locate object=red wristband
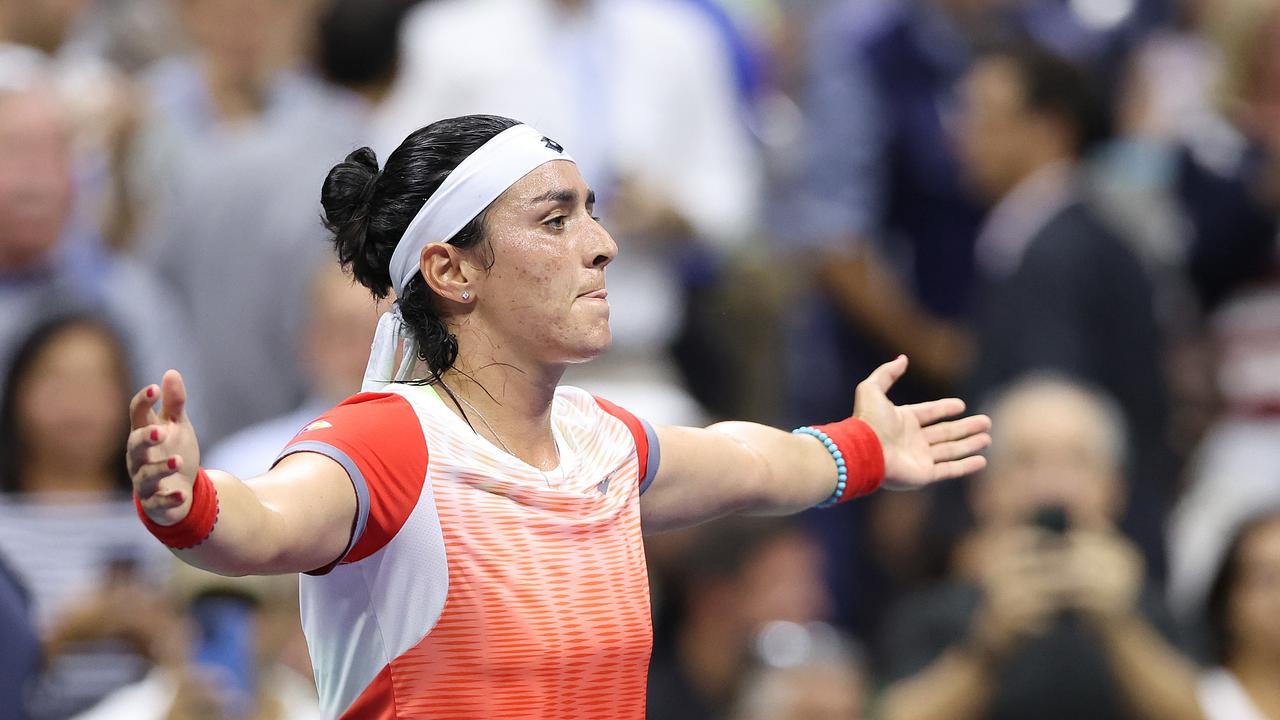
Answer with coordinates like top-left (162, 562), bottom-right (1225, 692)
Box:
top-left (813, 417), bottom-right (885, 503)
top-left (134, 468), bottom-right (219, 549)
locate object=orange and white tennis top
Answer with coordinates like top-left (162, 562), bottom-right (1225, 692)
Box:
top-left (277, 383), bottom-right (660, 719)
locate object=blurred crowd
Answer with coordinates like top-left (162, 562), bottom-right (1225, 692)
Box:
top-left (0, 0), bottom-right (1278, 718)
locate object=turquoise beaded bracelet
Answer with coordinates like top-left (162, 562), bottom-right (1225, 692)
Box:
top-left (793, 426), bottom-right (847, 508)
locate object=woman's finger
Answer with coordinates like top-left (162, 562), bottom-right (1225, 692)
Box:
top-left (127, 424), bottom-right (166, 450)
top-left (861, 355), bottom-right (909, 395)
top-left (133, 460), bottom-right (183, 500)
top-left (160, 370), bottom-right (187, 423)
top-left (930, 433), bottom-right (992, 463)
top-left (931, 455), bottom-right (988, 482)
top-left (128, 385), bottom-right (160, 430)
top-left (905, 398), bottom-right (966, 426)
top-left (922, 415), bottom-right (991, 444)
top-left (129, 444), bottom-right (168, 473)
top-left (126, 426), bottom-right (171, 474)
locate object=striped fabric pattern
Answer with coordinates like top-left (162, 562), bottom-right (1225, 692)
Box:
top-left (0, 496), bottom-right (172, 628)
top-left (287, 383), bottom-right (656, 719)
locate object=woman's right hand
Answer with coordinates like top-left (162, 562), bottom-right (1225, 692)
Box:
top-left (127, 369), bottom-right (201, 525)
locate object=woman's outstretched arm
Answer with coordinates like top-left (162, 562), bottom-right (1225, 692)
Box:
top-left (640, 356), bottom-right (991, 533)
top-left (127, 370), bottom-right (356, 576)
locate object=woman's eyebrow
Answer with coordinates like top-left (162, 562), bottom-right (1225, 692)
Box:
top-left (529, 188), bottom-right (596, 207)
top-left (530, 188), bottom-right (577, 205)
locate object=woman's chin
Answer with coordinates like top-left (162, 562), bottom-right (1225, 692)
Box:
top-left (565, 329), bottom-right (612, 364)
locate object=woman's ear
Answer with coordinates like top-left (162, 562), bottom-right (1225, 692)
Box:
top-left (419, 243), bottom-right (476, 304)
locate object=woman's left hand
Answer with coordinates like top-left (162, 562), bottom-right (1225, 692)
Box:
top-left (854, 355), bottom-right (992, 490)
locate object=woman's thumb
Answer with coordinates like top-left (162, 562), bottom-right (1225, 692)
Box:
top-left (160, 369), bottom-right (188, 422)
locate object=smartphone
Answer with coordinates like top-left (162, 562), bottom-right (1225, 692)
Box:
top-left (191, 593), bottom-right (258, 719)
top-left (1032, 505), bottom-right (1070, 536)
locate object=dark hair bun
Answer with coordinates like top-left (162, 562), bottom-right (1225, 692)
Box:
top-left (322, 146), bottom-right (393, 297)
top-left (317, 115), bottom-right (521, 382)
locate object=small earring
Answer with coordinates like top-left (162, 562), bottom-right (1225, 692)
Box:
top-left (461, 291), bottom-right (471, 301)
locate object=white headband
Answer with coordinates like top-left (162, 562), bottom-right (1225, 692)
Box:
top-left (387, 123), bottom-right (575, 297)
top-left (364, 123), bottom-right (574, 390)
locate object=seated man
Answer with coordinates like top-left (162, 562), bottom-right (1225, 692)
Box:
top-left (878, 376), bottom-right (1202, 720)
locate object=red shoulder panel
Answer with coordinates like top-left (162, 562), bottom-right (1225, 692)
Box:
top-left (283, 392), bottom-right (428, 564)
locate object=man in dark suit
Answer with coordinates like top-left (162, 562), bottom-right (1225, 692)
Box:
top-left (957, 42), bottom-right (1173, 579)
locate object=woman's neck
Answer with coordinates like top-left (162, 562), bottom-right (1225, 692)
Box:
top-left (438, 348), bottom-right (564, 470)
top-left (1230, 648), bottom-right (1280, 717)
top-left (21, 459), bottom-right (118, 498)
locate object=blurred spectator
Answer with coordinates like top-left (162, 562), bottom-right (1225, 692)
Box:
top-left (0, 0), bottom-right (154, 253)
top-left (647, 517), bottom-right (830, 720)
top-left (959, 41), bottom-right (1174, 579)
top-left (0, 0), bottom-right (115, 127)
top-left (1157, 0), bottom-right (1280, 623)
top-left (878, 376), bottom-right (1201, 720)
top-left (0, 551), bottom-right (39, 720)
top-left (37, 572), bottom-right (187, 719)
top-left (206, 263), bottom-right (382, 478)
top-left (0, 79), bottom-right (204, 427)
top-left (0, 0), bottom-right (123, 131)
top-left (0, 0), bottom-right (89, 57)
top-left (133, 0), bottom-right (310, 143)
top-left (127, 0), bottom-right (323, 242)
top-left (379, 0), bottom-right (762, 426)
top-left (790, 0), bottom-right (991, 408)
top-left (61, 0), bottom-right (183, 74)
top-left (1095, 0), bottom-right (1250, 269)
top-left (787, 0), bottom-right (1028, 643)
top-left (141, 0), bottom-right (415, 444)
top-left (1075, 3), bottom-right (1262, 536)
top-left (729, 621), bottom-right (868, 720)
top-left (1092, 0), bottom-right (1279, 451)
top-left (72, 563), bottom-right (320, 720)
top-left (1197, 506), bottom-right (1280, 720)
top-left (0, 313), bottom-right (173, 717)
top-left (1172, 389), bottom-right (1280, 627)
top-left (0, 313), bottom-right (171, 624)
top-left (784, 0), bottom-right (1122, 416)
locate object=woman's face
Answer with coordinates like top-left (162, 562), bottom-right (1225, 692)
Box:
top-left (462, 160), bottom-right (618, 366)
top-left (17, 324), bottom-right (129, 477)
top-left (1229, 516), bottom-right (1280, 657)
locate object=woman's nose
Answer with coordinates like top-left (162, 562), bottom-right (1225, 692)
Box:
top-left (588, 224), bottom-right (618, 269)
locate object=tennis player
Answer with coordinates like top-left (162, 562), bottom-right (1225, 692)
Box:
top-left (127, 114), bottom-right (991, 719)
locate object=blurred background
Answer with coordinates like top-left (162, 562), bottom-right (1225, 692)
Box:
top-left (1, 0), bottom-right (1279, 718)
